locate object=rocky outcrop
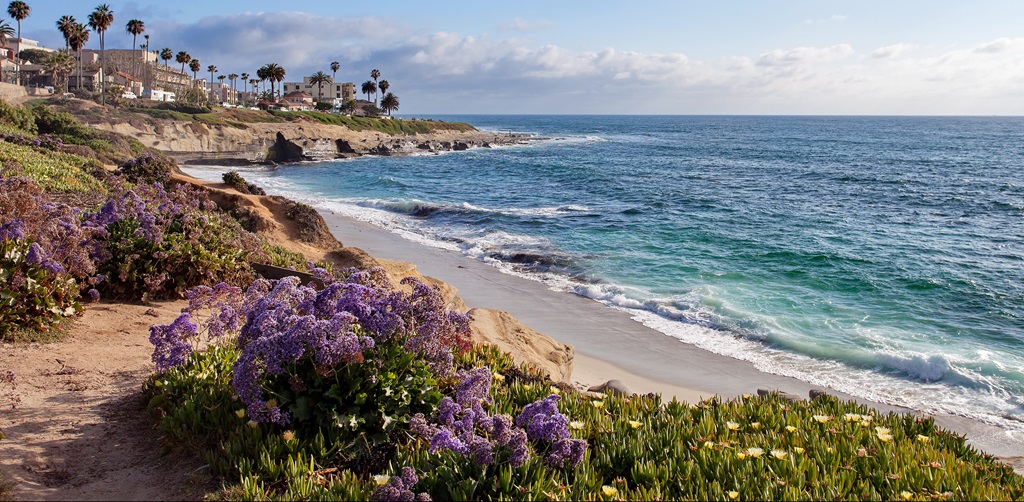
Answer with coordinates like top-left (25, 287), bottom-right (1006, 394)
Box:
top-left (87, 118), bottom-right (531, 165)
top-left (468, 308), bottom-right (575, 383)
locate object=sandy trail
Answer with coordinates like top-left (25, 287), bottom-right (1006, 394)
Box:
top-left (0, 301), bottom-right (208, 501)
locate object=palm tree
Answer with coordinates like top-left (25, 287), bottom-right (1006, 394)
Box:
top-left (7, 1), bottom-right (28, 86)
top-left (0, 20), bottom-right (13, 55)
top-left (56, 15), bottom-right (75, 49)
top-left (189, 58), bottom-right (200, 84)
top-left (228, 73), bottom-right (238, 104)
top-left (125, 19), bottom-right (144, 81)
top-left (248, 78), bottom-right (257, 102)
top-left (378, 79), bottom-right (389, 101)
top-left (160, 47), bottom-right (172, 69)
top-left (43, 49), bottom-right (75, 93)
top-left (370, 68), bottom-right (380, 104)
top-left (87, 4), bottom-right (114, 105)
top-left (67, 23), bottom-right (89, 91)
top-left (256, 65), bottom-right (268, 97)
top-left (240, 71), bottom-right (249, 99)
top-left (207, 64), bottom-right (216, 98)
top-left (262, 63), bottom-right (284, 100)
top-left (380, 92), bottom-right (399, 116)
top-left (361, 80), bottom-right (376, 102)
top-left (175, 50), bottom-right (190, 91)
top-left (330, 61), bottom-right (339, 81)
top-left (217, 74), bottom-right (226, 103)
top-left (309, 71), bottom-right (329, 101)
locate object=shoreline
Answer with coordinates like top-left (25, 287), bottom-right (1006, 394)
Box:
top-left (310, 201), bottom-right (1024, 461)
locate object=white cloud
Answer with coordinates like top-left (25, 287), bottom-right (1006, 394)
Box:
top-left (757, 44), bottom-right (854, 67)
top-left (870, 43), bottom-right (915, 59)
top-left (804, 14), bottom-right (847, 24)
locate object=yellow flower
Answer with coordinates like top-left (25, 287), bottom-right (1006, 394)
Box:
top-left (745, 447), bottom-right (764, 458)
top-left (785, 425), bottom-right (798, 433)
top-left (523, 384), bottom-right (531, 390)
top-left (736, 452), bottom-right (747, 460)
top-left (770, 449), bottom-right (787, 459)
top-left (590, 392), bottom-right (608, 400)
top-left (550, 386), bottom-right (560, 394)
top-left (750, 422), bottom-right (761, 430)
top-left (282, 430), bottom-right (295, 442)
top-left (265, 399), bottom-right (277, 408)
top-left (726, 421), bottom-right (740, 430)
top-left (877, 432), bottom-right (893, 442)
top-left (601, 485), bottom-right (618, 497)
top-left (826, 447), bottom-right (834, 453)
top-left (247, 420), bottom-right (258, 429)
top-left (916, 435), bottom-right (930, 443)
top-left (900, 491), bottom-right (913, 500)
top-left (793, 447), bottom-right (805, 454)
top-left (629, 420), bottom-right (642, 429)
top-left (728, 491), bottom-right (739, 500)
top-left (373, 474), bottom-right (390, 486)
top-left (592, 400), bottom-right (604, 409)
top-left (875, 426), bottom-right (891, 435)
top-left (860, 415), bottom-right (873, 423)
top-left (860, 420), bottom-right (871, 427)
top-left (703, 440), bottom-right (715, 449)
top-left (570, 420), bottom-right (585, 430)
top-left (844, 413), bottom-right (862, 422)
top-left (812, 414), bottom-right (830, 423)
top-left (492, 372), bottom-right (505, 382)
top-left (742, 393), bottom-right (752, 399)
top-left (235, 409), bottom-right (245, 419)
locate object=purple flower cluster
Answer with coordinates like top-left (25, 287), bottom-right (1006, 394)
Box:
top-left (515, 394), bottom-right (587, 468)
top-left (418, 367), bottom-right (530, 468)
top-left (149, 312), bottom-right (198, 373)
top-left (149, 266), bottom-right (472, 426)
top-left (0, 133), bottom-right (64, 151)
top-left (371, 466), bottom-right (431, 502)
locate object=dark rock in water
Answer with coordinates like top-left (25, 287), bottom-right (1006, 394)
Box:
top-left (757, 388), bottom-right (802, 403)
top-left (809, 389), bottom-right (829, 401)
top-left (589, 379), bottom-right (630, 396)
top-left (416, 142), bottom-right (432, 150)
top-left (452, 141), bottom-right (469, 151)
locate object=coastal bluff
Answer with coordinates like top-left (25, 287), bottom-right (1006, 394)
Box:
top-left (62, 101), bottom-right (529, 164)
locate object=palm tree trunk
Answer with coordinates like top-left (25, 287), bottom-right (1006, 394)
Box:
top-left (131, 34), bottom-right (137, 81)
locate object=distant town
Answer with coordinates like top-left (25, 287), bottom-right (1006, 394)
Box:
top-left (0, 3), bottom-right (399, 116)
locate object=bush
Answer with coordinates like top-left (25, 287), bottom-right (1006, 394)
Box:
top-left (117, 152), bottom-right (175, 184)
top-left (155, 100), bottom-right (211, 115)
top-left (281, 199), bottom-right (333, 245)
top-left (222, 171), bottom-right (266, 196)
top-left (84, 182), bottom-right (265, 300)
top-left (32, 105), bottom-right (89, 137)
top-left (0, 238), bottom-right (82, 336)
top-left (0, 99), bottom-right (37, 134)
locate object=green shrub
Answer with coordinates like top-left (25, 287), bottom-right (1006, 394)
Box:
top-left (0, 239), bottom-right (82, 337)
top-left (117, 152), bottom-right (175, 184)
top-left (32, 105), bottom-right (89, 137)
top-left (221, 171), bottom-right (265, 195)
top-left (0, 99), bottom-right (36, 134)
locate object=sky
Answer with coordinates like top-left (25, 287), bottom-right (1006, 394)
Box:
top-left (15, 1), bottom-right (1024, 114)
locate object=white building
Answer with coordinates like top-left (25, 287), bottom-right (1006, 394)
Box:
top-left (280, 77), bottom-right (355, 101)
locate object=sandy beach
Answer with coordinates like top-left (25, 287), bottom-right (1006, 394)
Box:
top-left (318, 206), bottom-right (1024, 461)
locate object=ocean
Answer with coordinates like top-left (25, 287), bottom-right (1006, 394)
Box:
top-left (183, 115), bottom-right (1024, 432)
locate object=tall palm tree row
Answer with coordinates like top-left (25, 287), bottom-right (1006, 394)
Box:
top-left (125, 18), bottom-right (144, 81)
top-left (175, 50), bottom-right (190, 91)
top-left (87, 4), bottom-right (113, 105)
top-left (378, 79), bottom-right (389, 100)
top-left (7, 1), bottom-right (29, 85)
top-left (330, 61), bottom-right (340, 82)
top-left (240, 72), bottom-right (249, 101)
top-left (259, 63), bottom-right (285, 101)
top-left (189, 58), bottom-right (200, 83)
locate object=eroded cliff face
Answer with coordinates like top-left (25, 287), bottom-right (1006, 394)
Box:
top-left (90, 119), bottom-right (529, 165)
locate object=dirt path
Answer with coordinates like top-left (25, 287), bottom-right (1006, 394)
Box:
top-left (0, 300), bottom-right (209, 501)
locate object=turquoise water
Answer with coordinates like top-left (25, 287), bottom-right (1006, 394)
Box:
top-left (184, 115), bottom-right (1024, 430)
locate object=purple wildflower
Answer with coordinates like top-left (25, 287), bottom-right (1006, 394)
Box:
top-left (371, 467), bottom-right (430, 502)
top-left (87, 289), bottom-right (100, 302)
top-left (516, 394), bottom-right (571, 443)
top-left (545, 438), bottom-right (588, 468)
top-left (25, 242), bottom-right (44, 265)
top-left (0, 220), bottom-right (24, 241)
top-left (149, 313), bottom-right (198, 373)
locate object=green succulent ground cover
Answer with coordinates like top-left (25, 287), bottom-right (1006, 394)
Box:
top-left (147, 343), bottom-right (1023, 501)
top-left (0, 142), bottom-right (105, 193)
